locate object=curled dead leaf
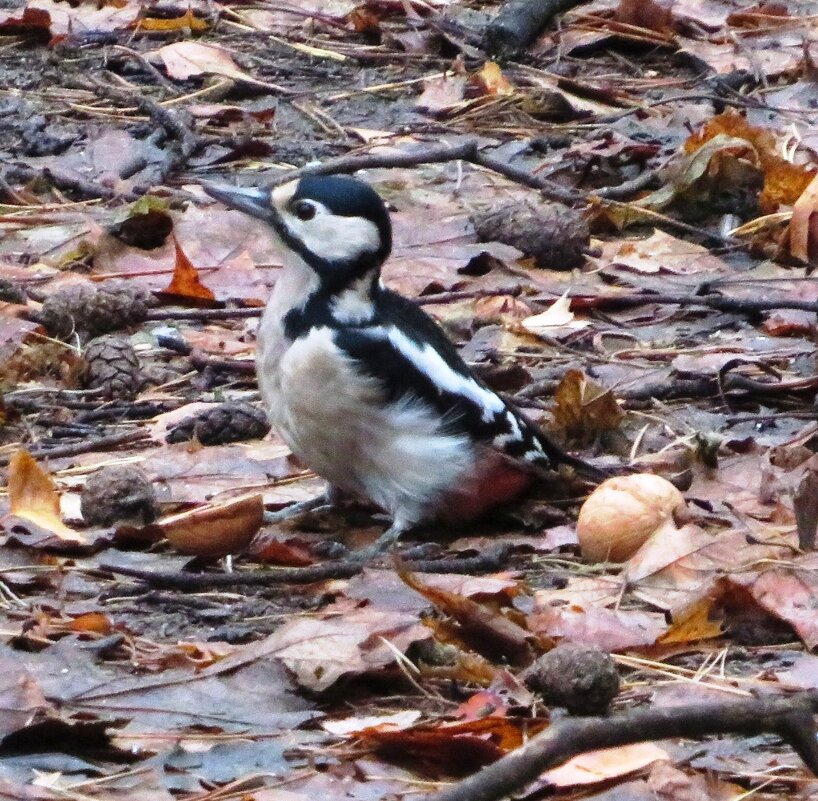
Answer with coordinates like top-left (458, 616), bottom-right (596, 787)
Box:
top-left (161, 492), bottom-right (263, 557)
top-left (6, 451), bottom-right (85, 544)
top-left (551, 369), bottom-right (623, 441)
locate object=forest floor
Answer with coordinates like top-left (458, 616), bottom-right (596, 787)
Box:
top-left (2, 1), bottom-right (818, 799)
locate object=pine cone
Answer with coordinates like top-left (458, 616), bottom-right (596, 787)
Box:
top-left (83, 335), bottom-right (142, 400)
top-left (525, 643), bottom-right (620, 715)
top-left (81, 465), bottom-right (158, 527)
top-left (40, 282), bottom-right (97, 338)
top-left (167, 401), bottom-right (270, 445)
top-left (0, 278), bottom-right (26, 304)
top-left (471, 199), bottom-right (589, 269)
top-left (40, 279), bottom-right (152, 339)
top-left (90, 279), bottom-right (151, 334)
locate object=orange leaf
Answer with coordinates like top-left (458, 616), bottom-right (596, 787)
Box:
top-left (138, 8), bottom-right (207, 32)
top-left (7, 451), bottom-right (85, 543)
top-left (470, 61), bottom-right (515, 97)
top-left (159, 235), bottom-right (218, 307)
top-left (69, 612), bottom-right (113, 634)
top-left (658, 597), bottom-right (723, 644)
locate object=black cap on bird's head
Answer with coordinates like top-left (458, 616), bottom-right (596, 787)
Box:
top-left (202, 175), bottom-right (392, 280)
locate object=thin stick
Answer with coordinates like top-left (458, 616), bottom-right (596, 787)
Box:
top-left (425, 693), bottom-right (818, 801)
top-left (0, 430), bottom-right (148, 468)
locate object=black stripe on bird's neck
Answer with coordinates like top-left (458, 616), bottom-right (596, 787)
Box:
top-left (283, 269), bottom-right (383, 339)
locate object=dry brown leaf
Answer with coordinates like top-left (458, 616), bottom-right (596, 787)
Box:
top-left (158, 235), bottom-right (218, 307)
top-left (551, 369), bottom-right (623, 441)
top-left (397, 560), bottom-right (533, 666)
top-left (415, 74), bottom-right (468, 115)
top-left (521, 292), bottom-right (590, 336)
top-left (161, 492), bottom-right (264, 557)
top-left (600, 230), bottom-right (729, 275)
top-left (6, 451), bottom-right (85, 544)
top-left (470, 61), bottom-right (515, 97)
top-left (69, 611), bottom-right (114, 635)
top-left (789, 171), bottom-right (818, 262)
top-left (657, 597), bottom-right (723, 644)
top-left (154, 41), bottom-right (279, 90)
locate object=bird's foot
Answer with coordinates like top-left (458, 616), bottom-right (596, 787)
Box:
top-left (263, 494), bottom-right (328, 524)
top-left (346, 522), bottom-right (406, 564)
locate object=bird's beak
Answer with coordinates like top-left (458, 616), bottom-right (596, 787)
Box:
top-left (201, 181), bottom-right (272, 220)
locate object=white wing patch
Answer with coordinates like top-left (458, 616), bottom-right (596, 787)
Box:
top-left (385, 326), bottom-right (506, 423)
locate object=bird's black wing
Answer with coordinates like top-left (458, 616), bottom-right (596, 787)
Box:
top-left (334, 288), bottom-right (606, 481)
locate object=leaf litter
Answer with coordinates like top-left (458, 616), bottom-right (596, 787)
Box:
top-left (2, 0), bottom-right (818, 799)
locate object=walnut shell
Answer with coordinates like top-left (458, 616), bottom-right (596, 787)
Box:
top-left (577, 474), bottom-right (685, 562)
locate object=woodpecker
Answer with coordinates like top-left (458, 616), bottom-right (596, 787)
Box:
top-left (202, 176), bottom-right (605, 558)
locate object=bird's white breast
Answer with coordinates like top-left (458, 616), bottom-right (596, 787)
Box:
top-left (257, 317), bottom-right (474, 527)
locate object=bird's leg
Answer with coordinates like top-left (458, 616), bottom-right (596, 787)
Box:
top-left (263, 493), bottom-right (328, 523)
top-left (347, 521), bottom-right (408, 563)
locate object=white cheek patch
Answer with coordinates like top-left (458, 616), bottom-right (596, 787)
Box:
top-left (295, 214), bottom-right (381, 263)
top-left (385, 327), bottom-right (505, 423)
top-left (271, 182), bottom-right (298, 208)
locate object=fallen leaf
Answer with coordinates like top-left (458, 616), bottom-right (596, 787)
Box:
top-left (415, 74), bottom-right (468, 115)
top-left (138, 8), bottom-right (208, 32)
top-left (601, 230), bottom-right (729, 275)
top-left (69, 611), bottom-right (113, 635)
top-left (161, 492), bottom-right (264, 557)
top-left (545, 742), bottom-right (670, 787)
top-left (157, 235), bottom-right (218, 307)
top-left (471, 61), bottom-right (515, 96)
top-left (789, 172), bottom-right (818, 263)
top-left (551, 369), bottom-right (623, 441)
top-left (397, 561), bottom-right (533, 666)
top-left (521, 291), bottom-right (590, 335)
top-left (153, 41), bottom-right (281, 90)
top-left (528, 604), bottom-right (667, 652)
top-left (5, 451), bottom-right (85, 544)
top-left (0, 648), bottom-right (48, 738)
top-left (322, 710), bottom-right (422, 736)
top-left (657, 597), bottom-right (723, 644)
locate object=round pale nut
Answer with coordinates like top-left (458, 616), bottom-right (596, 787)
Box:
top-left (577, 474), bottom-right (685, 562)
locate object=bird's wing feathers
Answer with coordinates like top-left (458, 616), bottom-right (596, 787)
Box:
top-left (334, 289), bottom-right (604, 480)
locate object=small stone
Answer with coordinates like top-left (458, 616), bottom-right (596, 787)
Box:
top-left (81, 465), bottom-right (158, 527)
top-left (525, 643), bottom-right (620, 715)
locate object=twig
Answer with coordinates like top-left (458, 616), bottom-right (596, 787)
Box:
top-left (110, 46), bottom-right (181, 96)
top-left (98, 544), bottom-right (512, 590)
top-left (273, 139), bottom-right (585, 205)
top-left (145, 307), bottom-right (263, 321)
top-left (482, 0), bottom-right (592, 57)
top-left (569, 291), bottom-right (818, 316)
top-left (425, 693), bottom-right (818, 801)
top-left (189, 350), bottom-right (257, 375)
top-left (0, 430), bottom-right (149, 468)
top-left (93, 80), bottom-right (200, 177)
top-left (417, 285), bottom-right (524, 305)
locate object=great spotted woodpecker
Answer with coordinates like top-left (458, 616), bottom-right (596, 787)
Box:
top-left (202, 176), bottom-right (605, 558)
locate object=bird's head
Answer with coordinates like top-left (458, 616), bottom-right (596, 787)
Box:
top-left (203, 175), bottom-right (392, 290)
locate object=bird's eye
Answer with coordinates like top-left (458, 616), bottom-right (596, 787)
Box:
top-left (292, 200), bottom-right (316, 221)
